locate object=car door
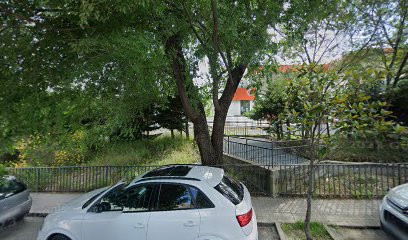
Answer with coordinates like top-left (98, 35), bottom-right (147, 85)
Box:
top-left (81, 183), bottom-right (126, 240)
top-left (82, 182), bottom-right (155, 240)
top-left (147, 183), bottom-right (200, 240)
top-left (114, 183), bottom-right (155, 240)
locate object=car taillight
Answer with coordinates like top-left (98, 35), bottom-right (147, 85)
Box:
top-left (236, 208), bottom-right (253, 227)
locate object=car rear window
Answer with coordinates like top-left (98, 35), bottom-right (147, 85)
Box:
top-left (214, 175), bottom-right (244, 205)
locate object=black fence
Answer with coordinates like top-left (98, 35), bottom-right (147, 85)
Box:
top-left (7, 163), bottom-right (408, 199)
top-left (7, 165), bottom-right (271, 195)
top-left (278, 163), bottom-right (408, 199)
top-left (223, 136), bottom-right (309, 166)
top-left (8, 166), bottom-right (157, 192)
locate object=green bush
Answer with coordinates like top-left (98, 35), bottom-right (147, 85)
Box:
top-left (0, 164), bottom-right (8, 187)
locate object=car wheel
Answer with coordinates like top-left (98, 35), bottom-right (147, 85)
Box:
top-left (48, 234), bottom-right (71, 240)
top-left (16, 214), bottom-right (25, 221)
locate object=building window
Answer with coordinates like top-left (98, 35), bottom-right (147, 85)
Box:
top-left (240, 100), bottom-right (250, 115)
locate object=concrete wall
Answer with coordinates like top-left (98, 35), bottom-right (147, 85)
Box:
top-left (227, 100), bottom-right (255, 117)
top-left (227, 101), bottom-right (241, 116)
top-left (223, 154), bottom-right (283, 197)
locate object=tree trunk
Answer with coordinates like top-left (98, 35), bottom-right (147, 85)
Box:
top-left (304, 158), bottom-right (314, 240)
top-left (326, 121), bottom-right (330, 138)
top-left (185, 118), bottom-right (190, 139)
top-left (276, 122), bottom-right (281, 140)
top-left (171, 129), bottom-right (174, 138)
top-left (165, 33), bottom-right (245, 166)
top-left (193, 114), bottom-right (219, 165)
top-left (286, 120), bottom-right (291, 140)
top-left (211, 111), bottom-right (228, 165)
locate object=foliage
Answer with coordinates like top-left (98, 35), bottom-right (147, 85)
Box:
top-left (0, 164), bottom-right (7, 177)
top-left (87, 136), bottom-right (198, 166)
top-left (157, 96), bottom-right (187, 137)
top-left (0, 164), bottom-right (7, 187)
top-left (386, 80), bottom-right (408, 125)
top-left (346, 0), bottom-right (407, 89)
top-left (1, 0), bottom-right (332, 165)
top-left (332, 70), bottom-right (408, 149)
top-left (248, 70), bottom-right (289, 139)
top-left (250, 65), bottom-right (339, 141)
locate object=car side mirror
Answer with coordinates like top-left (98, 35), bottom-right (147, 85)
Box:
top-left (91, 202), bottom-right (111, 213)
top-left (92, 203), bottom-right (103, 213)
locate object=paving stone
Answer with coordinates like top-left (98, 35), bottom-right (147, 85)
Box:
top-left (253, 197), bottom-right (382, 227)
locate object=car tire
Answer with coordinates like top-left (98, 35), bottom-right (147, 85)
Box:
top-left (49, 234), bottom-right (71, 240)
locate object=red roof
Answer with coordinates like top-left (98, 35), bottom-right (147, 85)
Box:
top-left (233, 88), bottom-right (255, 101)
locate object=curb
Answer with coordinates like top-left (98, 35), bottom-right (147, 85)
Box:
top-left (323, 224), bottom-right (382, 240)
top-left (27, 213), bottom-right (48, 217)
top-left (274, 222), bottom-right (288, 240)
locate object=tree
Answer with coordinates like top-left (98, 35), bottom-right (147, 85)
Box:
top-left (0, 0), bottom-right (169, 153)
top-left (283, 67), bottom-right (340, 240)
top-left (157, 95), bottom-right (187, 138)
top-left (160, 0), bottom-right (279, 165)
top-left (0, 164), bottom-right (7, 187)
top-left (248, 68), bottom-right (290, 140)
top-left (1, 0), bottom-right (331, 166)
top-left (0, 0), bottom-right (279, 165)
top-left (348, 0), bottom-right (408, 89)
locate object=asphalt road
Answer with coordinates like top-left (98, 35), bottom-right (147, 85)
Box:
top-left (0, 217), bottom-right (392, 240)
top-left (0, 217), bottom-right (43, 240)
top-left (0, 217), bottom-right (279, 240)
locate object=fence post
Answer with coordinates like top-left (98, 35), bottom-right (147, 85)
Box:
top-left (398, 164), bottom-right (401, 185)
top-left (245, 138), bottom-right (248, 160)
top-left (36, 168), bottom-right (40, 192)
top-left (227, 136), bottom-right (230, 154)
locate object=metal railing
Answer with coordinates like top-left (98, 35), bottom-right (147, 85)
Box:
top-left (8, 166), bottom-right (157, 192)
top-left (278, 163), bottom-right (408, 199)
top-left (223, 136), bottom-right (308, 166)
top-left (8, 163), bottom-right (407, 199)
top-left (207, 121), bottom-right (270, 137)
top-left (7, 164), bottom-right (271, 195)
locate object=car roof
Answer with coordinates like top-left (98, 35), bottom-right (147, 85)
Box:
top-left (138, 165), bottom-right (224, 187)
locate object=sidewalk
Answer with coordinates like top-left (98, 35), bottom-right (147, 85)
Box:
top-left (29, 193), bottom-right (382, 227)
top-left (253, 197), bottom-right (382, 227)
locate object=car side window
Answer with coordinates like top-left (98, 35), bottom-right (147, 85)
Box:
top-left (122, 184), bottom-right (154, 212)
top-left (189, 186), bottom-right (215, 209)
top-left (157, 184), bottom-right (193, 211)
top-left (98, 186), bottom-right (126, 212)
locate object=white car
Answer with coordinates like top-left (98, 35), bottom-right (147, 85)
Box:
top-left (37, 165), bottom-right (258, 240)
top-left (379, 182), bottom-right (408, 240)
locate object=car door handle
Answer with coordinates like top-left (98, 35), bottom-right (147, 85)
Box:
top-left (183, 221), bottom-right (197, 227)
top-left (133, 223), bottom-right (145, 229)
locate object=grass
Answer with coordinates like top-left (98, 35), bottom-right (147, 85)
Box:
top-left (281, 221), bottom-right (333, 240)
top-left (88, 135), bottom-right (199, 166)
top-left (326, 139), bottom-right (408, 163)
top-left (8, 135), bottom-right (200, 192)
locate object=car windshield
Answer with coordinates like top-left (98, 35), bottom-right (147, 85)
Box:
top-left (0, 178), bottom-right (26, 200)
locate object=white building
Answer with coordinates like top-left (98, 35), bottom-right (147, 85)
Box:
top-left (227, 87), bottom-right (255, 117)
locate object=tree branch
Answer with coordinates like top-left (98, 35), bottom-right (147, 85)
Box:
top-left (165, 34), bottom-right (199, 122)
top-left (393, 51), bottom-right (408, 87)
